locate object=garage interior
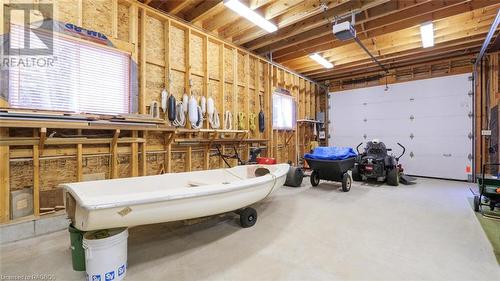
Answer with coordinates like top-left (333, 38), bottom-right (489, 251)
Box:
top-left (0, 0), bottom-right (499, 280)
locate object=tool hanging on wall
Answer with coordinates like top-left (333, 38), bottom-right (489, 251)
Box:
top-left (224, 111), bottom-right (233, 130)
top-left (149, 101), bottom-right (160, 119)
top-left (166, 74), bottom-right (177, 123)
top-left (237, 112), bottom-right (246, 130)
top-left (249, 112), bottom-right (256, 131)
top-left (258, 94), bottom-right (265, 133)
top-left (161, 89), bottom-right (168, 113)
top-left (207, 96), bottom-right (220, 129)
top-left (188, 93), bottom-right (203, 129)
top-left (200, 96), bottom-right (206, 116)
top-left (172, 87), bottom-right (188, 127)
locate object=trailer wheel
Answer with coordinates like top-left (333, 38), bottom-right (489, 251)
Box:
top-left (341, 173), bottom-right (352, 192)
top-left (387, 168), bottom-right (400, 186)
top-left (310, 171), bottom-right (320, 187)
top-left (239, 207), bottom-right (257, 228)
top-left (352, 165), bottom-right (362, 181)
top-left (473, 195), bottom-right (480, 212)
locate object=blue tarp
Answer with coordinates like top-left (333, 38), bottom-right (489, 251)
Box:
top-left (304, 146), bottom-right (357, 161)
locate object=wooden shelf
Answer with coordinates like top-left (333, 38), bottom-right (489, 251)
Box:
top-left (0, 137), bottom-right (145, 146)
top-left (0, 117), bottom-right (176, 131)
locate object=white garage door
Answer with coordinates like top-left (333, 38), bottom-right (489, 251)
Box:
top-left (328, 73), bottom-right (473, 180)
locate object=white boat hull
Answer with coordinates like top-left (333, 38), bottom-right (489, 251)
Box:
top-left (62, 164), bottom-right (289, 231)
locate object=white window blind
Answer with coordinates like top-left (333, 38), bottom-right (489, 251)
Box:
top-left (8, 24), bottom-right (130, 115)
top-left (272, 93), bottom-right (296, 130)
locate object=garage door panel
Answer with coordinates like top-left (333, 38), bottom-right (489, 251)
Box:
top-left (329, 73), bottom-right (472, 180)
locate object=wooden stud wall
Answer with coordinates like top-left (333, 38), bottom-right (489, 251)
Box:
top-left (0, 0), bottom-right (320, 224)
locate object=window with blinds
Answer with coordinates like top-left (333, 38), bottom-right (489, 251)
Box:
top-left (8, 24), bottom-right (130, 115)
top-left (272, 93), bottom-right (296, 130)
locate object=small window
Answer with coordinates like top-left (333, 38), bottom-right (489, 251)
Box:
top-left (272, 92), bottom-right (296, 130)
top-left (8, 24), bottom-right (130, 115)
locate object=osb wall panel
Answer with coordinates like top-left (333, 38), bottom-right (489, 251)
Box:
top-left (171, 70), bottom-right (185, 99)
top-left (171, 152), bottom-right (186, 173)
top-left (190, 34), bottom-right (204, 75)
top-left (209, 150), bottom-right (221, 169)
top-left (146, 153), bottom-right (164, 176)
top-left (249, 58), bottom-right (256, 88)
top-left (191, 151), bottom-right (204, 171)
top-left (82, 155), bottom-right (110, 180)
top-left (259, 62), bottom-right (265, 92)
top-left (170, 25), bottom-right (186, 71)
top-left (237, 52), bottom-right (246, 85)
top-left (118, 154), bottom-right (131, 178)
top-left (145, 63), bottom-right (164, 107)
top-left (208, 41), bottom-right (220, 79)
top-left (82, 0), bottom-right (113, 37)
top-left (224, 83), bottom-right (233, 114)
top-left (224, 47), bottom-right (234, 83)
top-left (56, 0), bottom-right (79, 24)
top-left (237, 86), bottom-right (246, 120)
top-left (208, 80), bottom-right (220, 107)
top-left (10, 160), bottom-right (33, 191)
top-left (191, 75), bottom-right (203, 97)
top-left (117, 3), bottom-right (130, 42)
top-left (40, 158), bottom-right (77, 191)
top-left (146, 15), bottom-right (165, 63)
top-left (146, 132), bottom-right (164, 147)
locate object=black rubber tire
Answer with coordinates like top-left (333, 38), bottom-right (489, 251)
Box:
top-left (341, 173), bottom-right (352, 192)
top-left (285, 166), bottom-right (304, 187)
top-left (352, 165), bottom-right (362, 181)
top-left (239, 207), bottom-right (257, 228)
top-left (474, 195), bottom-right (480, 212)
top-left (386, 168), bottom-right (400, 186)
top-left (310, 170), bottom-right (320, 187)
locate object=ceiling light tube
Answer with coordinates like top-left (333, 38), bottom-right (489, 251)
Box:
top-left (309, 53), bottom-right (333, 69)
top-left (224, 0), bottom-right (277, 33)
top-left (420, 21), bottom-right (434, 48)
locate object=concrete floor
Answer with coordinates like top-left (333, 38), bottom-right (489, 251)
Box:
top-left (1, 178), bottom-right (499, 280)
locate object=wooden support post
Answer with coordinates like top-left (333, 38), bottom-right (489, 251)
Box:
top-left (203, 35), bottom-right (209, 130)
top-left (77, 142), bottom-right (83, 181)
top-left (165, 132), bottom-right (174, 173)
top-left (129, 4), bottom-right (138, 61)
top-left (111, 129), bottom-right (120, 179)
top-left (186, 28), bottom-right (191, 129)
top-left (139, 8), bottom-right (147, 114)
top-left (233, 49), bottom-right (238, 128)
top-left (131, 131), bottom-right (139, 177)
top-left (111, 0), bottom-right (118, 38)
top-left (0, 128), bottom-right (10, 223)
top-left (38, 128), bottom-right (46, 155)
top-left (140, 131), bottom-right (147, 176)
top-left (32, 129), bottom-right (40, 217)
top-left (219, 44), bottom-right (225, 168)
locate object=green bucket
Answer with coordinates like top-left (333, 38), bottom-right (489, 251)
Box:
top-left (68, 224), bottom-right (86, 271)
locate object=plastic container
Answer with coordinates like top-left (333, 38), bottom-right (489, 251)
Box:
top-left (68, 224), bottom-right (86, 271)
top-left (83, 228), bottom-right (128, 281)
top-left (256, 157), bottom-right (277, 165)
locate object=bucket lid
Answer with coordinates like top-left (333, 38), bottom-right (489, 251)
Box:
top-left (84, 228), bottom-right (127, 241)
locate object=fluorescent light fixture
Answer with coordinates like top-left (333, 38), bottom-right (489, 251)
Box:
top-left (420, 21), bottom-right (434, 48)
top-left (309, 53), bottom-right (333, 69)
top-left (224, 0), bottom-right (277, 33)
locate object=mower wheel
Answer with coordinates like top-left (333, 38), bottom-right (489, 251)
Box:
top-left (473, 195), bottom-right (480, 212)
top-left (310, 170), bottom-right (320, 187)
top-left (352, 165), bottom-right (362, 181)
top-left (387, 168), bottom-right (400, 186)
top-left (341, 173), bottom-right (352, 192)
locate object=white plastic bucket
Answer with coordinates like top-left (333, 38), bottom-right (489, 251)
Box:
top-left (83, 228), bottom-right (128, 281)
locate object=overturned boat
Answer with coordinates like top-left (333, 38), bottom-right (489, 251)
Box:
top-left (62, 164), bottom-right (289, 231)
